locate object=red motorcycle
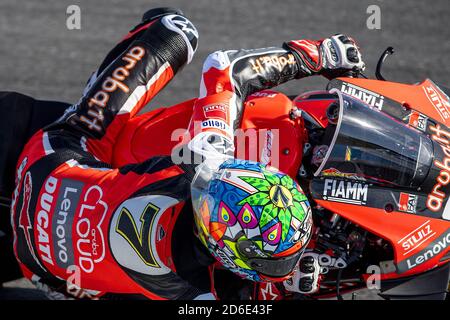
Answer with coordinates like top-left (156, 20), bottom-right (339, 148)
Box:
top-left (1, 48), bottom-right (449, 299)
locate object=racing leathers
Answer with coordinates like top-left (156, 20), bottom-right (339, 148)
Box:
top-left (11, 9), bottom-right (364, 299)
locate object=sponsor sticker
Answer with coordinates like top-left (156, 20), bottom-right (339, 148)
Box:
top-left (397, 228), bottom-right (450, 273)
top-left (75, 185), bottom-right (108, 273)
top-left (322, 179), bottom-right (368, 205)
top-left (250, 53), bottom-right (296, 75)
top-left (52, 179), bottom-right (84, 269)
top-left (398, 192), bottom-right (418, 214)
top-left (201, 119), bottom-right (230, 132)
top-left (321, 168), bottom-right (365, 181)
top-left (203, 104), bottom-right (228, 121)
top-left (78, 45), bottom-right (146, 132)
top-left (423, 82), bottom-right (450, 121)
top-left (341, 82), bottom-right (384, 110)
top-left (427, 124), bottom-right (450, 214)
top-left (35, 176), bottom-right (59, 266)
top-left (408, 111), bottom-right (428, 132)
top-left (397, 220), bottom-right (436, 256)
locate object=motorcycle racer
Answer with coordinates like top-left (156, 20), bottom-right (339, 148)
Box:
top-left (10, 7), bottom-right (365, 299)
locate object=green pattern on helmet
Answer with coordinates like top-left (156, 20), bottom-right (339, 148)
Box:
top-left (292, 201), bottom-right (306, 221)
top-left (264, 172), bottom-right (281, 186)
top-left (238, 190), bottom-right (270, 206)
top-left (260, 203), bottom-right (277, 227)
top-left (291, 186), bottom-right (307, 202)
top-left (280, 175), bottom-right (294, 189)
top-left (237, 166), bottom-right (309, 242)
top-left (278, 208), bottom-right (292, 241)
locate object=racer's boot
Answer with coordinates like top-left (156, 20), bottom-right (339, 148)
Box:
top-left (92, 7), bottom-right (185, 83)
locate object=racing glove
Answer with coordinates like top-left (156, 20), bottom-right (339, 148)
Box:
top-left (284, 34), bottom-right (365, 79)
top-left (283, 251), bottom-right (324, 295)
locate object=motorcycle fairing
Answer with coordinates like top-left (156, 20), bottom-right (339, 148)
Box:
top-left (112, 90), bottom-right (307, 179)
top-left (326, 78), bottom-right (450, 219)
top-left (312, 196), bottom-right (450, 277)
top-left (328, 78), bottom-right (450, 135)
top-left (292, 91), bottom-right (337, 128)
top-left (310, 92), bottom-right (450, 277)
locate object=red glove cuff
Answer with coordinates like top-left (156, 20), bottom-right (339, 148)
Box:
top-left (284, 39), bottom-right (323, 74)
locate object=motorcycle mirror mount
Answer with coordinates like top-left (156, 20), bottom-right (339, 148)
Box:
top-left (375, 46), bottom-right (395, 81)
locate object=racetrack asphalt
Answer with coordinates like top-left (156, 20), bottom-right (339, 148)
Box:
top-left (0, 0), bottom-right (448, 300)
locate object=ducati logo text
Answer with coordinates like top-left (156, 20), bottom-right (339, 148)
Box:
top-left (36, 176), bottom-right (59, 266)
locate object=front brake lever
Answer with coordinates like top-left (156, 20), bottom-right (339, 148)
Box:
top-left (375, 47), bottom-right (395, 81)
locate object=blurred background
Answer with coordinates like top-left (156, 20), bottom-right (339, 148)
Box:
top-left (0, 0), bottom-right (449, 109)
top-left (0, 0), bottom-right (449, 299)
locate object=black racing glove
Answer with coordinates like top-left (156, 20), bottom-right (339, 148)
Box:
top-left (284, 34), bottom-right (365, 79)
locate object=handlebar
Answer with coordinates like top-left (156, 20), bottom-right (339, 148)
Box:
top-left (341, 46), bottom-right (394, 80)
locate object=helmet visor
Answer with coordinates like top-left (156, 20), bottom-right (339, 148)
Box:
top-left (237, 229), bottom-right (311, 279)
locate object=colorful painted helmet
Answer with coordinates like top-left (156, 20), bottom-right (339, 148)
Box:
top-left (191, 159), bottom-right (313, 282)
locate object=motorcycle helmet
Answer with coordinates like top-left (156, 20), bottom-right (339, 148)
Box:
top-left (191, 159), bottom-right (313, 282)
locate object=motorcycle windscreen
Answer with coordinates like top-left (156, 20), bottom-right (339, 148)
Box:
top-left (314, 94), bottom-right (434, 188)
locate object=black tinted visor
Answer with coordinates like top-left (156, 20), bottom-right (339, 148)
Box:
top-left (244, 246), bottom-right (305, 278)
